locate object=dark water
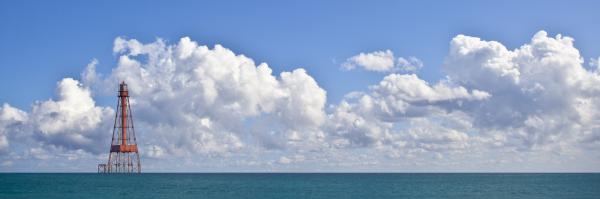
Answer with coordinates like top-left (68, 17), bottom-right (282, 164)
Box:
top-left (1, 173), bottom-right (599, 199)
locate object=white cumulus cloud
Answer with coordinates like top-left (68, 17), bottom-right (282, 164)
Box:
top-left (30, 78), bottom-right (113, 153)
top-left (84, 36), bottom-right (328, 156)
top-left (0, 103), bottom-right (28, 153)
top-left (342, 50), bottom-right (395, 72)
top-left (326, 73), bottom-right (488, 148)
top-left (342, 50), bottom-right (423, 73)
top-left (444, 30), bottom-right (600, 152)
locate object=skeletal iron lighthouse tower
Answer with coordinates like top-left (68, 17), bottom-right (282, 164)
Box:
top-left (98, 81), bottom-right (141, 173)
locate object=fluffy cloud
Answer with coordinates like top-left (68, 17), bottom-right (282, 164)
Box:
top-left (29, 78), bottom-right (113, 153)
top-left (326, 73), bottom-right (488, 148)
top-left (84, 36), bottom-right (327, 155)
top-left (2, 31), bottom-right (600, 171)
top-left (326, 30), bottom-right (600, 170)
top-left (444, 31), bottom-right (600, 152)
top-left (0, 78), bottom-right (112, 155)
top-left (372, 74), bottom-right (489, 103)
top-left (0, 104), bottom-right (28, 153)
top-left (360, 73), bottom-right (489, 120)
top-left (342, 50), bottom-right (395, 72)
top-left (0, 78), bottom-right (112, 171)
top-left (342, 50), bottom-right (423, 73)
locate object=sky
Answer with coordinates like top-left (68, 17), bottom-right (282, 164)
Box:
top-left (1, 0), bottom-right (600, 172)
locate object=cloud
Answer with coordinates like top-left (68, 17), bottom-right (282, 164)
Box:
top-left (81, 59), bottom-right (101, 88)
top-left (326, 73), bottom-right (488, 148)
top-left (0, 78), bottom-right (111, 171)
top-left (29, 78), bottom-right (113, 153)
top-left (444, 30), bottom-right (600, 152)
top-left (0, 103), bottom-right (28, 153)
top-left (401, 118), bottom-right (470, 152)
top-left (590, 57), bottom-right (600, 71)
top-left (342, 50), bottom-right (423, 73)
top-left (363, 73), bottom-right (489, 120)
top-left (2, 31), bottom-right (600, 171)
top-left (325, 30), bottom-right (600, 170)
top-left (396, 56), bottom-right (423, 72)
top-left (372, 74), bottom-right (489, 104)
top-left (342, 50), bottom-right (395, 72)
top-left (83, 36), bottom-right (327, 155)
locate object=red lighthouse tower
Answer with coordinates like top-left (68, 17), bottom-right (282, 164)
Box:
top-left (98, 82), bottom-right (141, 173)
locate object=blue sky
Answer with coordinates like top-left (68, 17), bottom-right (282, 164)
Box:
top-left (1, 1), bottom-right (600, 172)
top-left (3, 0), bottom-right (599, 109)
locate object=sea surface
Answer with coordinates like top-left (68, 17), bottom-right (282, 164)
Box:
top-left (1, 173), bottom-right (599, 199)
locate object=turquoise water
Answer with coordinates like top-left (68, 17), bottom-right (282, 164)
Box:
top-left (1, 173), bottom-right (599, 199)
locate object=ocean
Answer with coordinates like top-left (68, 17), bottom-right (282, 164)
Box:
top-left (1, 173), bottom-right (599, 199)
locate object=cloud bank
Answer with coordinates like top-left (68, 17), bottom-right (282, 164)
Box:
top-left (1, 30), bottom-right (599, 171)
